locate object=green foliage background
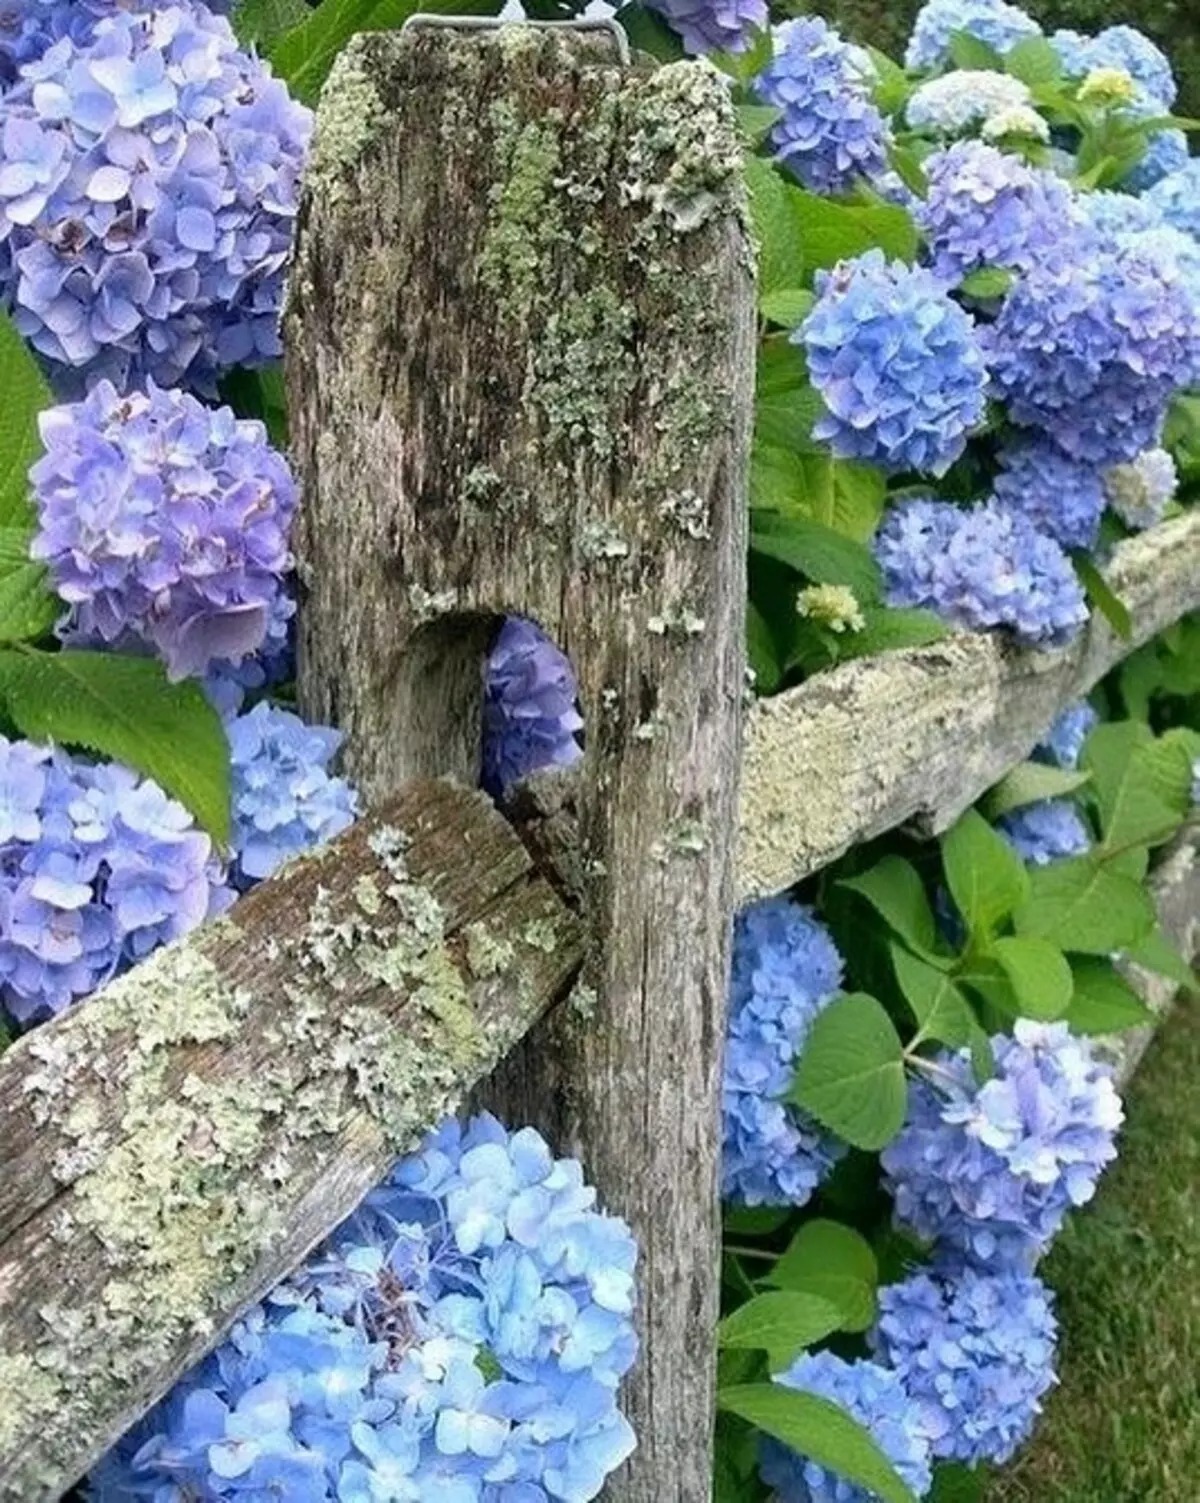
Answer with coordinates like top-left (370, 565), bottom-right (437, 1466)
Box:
top-left (807, 0), bottom-right (1200, 117)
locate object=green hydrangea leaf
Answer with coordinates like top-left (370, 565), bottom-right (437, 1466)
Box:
top-left (891, 944), bottom-right (980, 1047)
top-left (0, 309), bottom-right (52, 532)
top-left (766, 1219), bottom-right (879, 1332)
top-left (718, 1291), bottom-right (845, 1369)
top-left (839, 855), bottom-right (939, 956)
top-left (1066, 958), bottom-right (1152, 1034)
top-left (791, 992), bottom-right (908, 1152)
top-left (982, 760), bottom-right (1092, 819)
top-left (1014, 857), bottom-right (1156, 955)
top-left (942, 808), bottom-right (1031, 939)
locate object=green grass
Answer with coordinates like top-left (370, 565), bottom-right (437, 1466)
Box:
top-left (985, 999), bottom-right (1200, 1503)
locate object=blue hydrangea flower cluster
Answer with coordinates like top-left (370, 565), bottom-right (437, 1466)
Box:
top-left (1050, 25), bottom-right (1176, 108)
top-left (91, 1112), bottom-right (639, 1502)
top-left (918, 141), bottom-right (1076, 286)
top-left (1147, 161), bottom-right (1200, 243)
top-left (1125, 126), bottom-right (1190, 195)
top-left (646, 0), bottom-right (766, 55)
top-left (758, 1352), bottom-right (934, 1503)
top-left (982, 242), bottom-right (1200, 465)
top-left (881, 1020), bottom-right (1123, 1271)
top-left (0, 734), bottom-right (230, 1027)
top-left (992, 435), bottom-right (1106, 551)
top-left (723, 897), bottom-right (846, 1207)
top-left (227, 701), bottom-right (358, 889)
top-left (871, 1266), bottom-right (1058, 1466)
top-left (0, 3), bottom-right (312, 390)
top-left (996, 799), bottom-right (1091, 865)
top-left (31, 379), bottom-right (298, 681)
top-left (481, 617), bottom-right (584, 800)
top-left (874, 498), bottom-right (1087, 647)
top-left (755, 19), bottom-right (890, 197)
top-left (1103, 447), bottom-right (1179, 530)
top-left (905, 70), bottom-right (1033, 136)
top-left (904, 0), bottom-right (1042, 72)
top-left (1035, 702), bottom-right (1097, 769)
top-left (800, 251), bottom-right (988, 477)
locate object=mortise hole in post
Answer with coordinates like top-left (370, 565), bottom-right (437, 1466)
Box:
top-left (481, 616), bottom-right (585, 801)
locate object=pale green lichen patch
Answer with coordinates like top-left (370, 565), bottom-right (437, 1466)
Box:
top-left (308, 42), bottom-right (388, 208)
top-left (533, 287), bottom-right (637, 457)
top-left (463, 922), bottom-right (517, 979)
top-left (479, 107), bottom-right (565, 325)
top-left (0, 1356), bottom-right (61, 1457)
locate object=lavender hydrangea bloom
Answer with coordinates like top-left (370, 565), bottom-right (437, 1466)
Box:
top-left (91, 1113), bottom-right (638, 1503)
top-left (874, 498), bottom-right (1088, 647)
top-left (227, 702), bottom-right (358, 888)
top-left (32, 380), bottom-right (297, 681)
top-left (918, 141), bottom-right (1076, 286)
top-left (646, 0), bottom-right (767, 55)
top-left (997, 799), bottom-right (1091, 865)
top-left (1146, 161), bottom-right (1200, 243)
top-left (905, 70), bottom-right (1032, 136)
top-left (755, 19), bottom-right (890, 197)
top-left (992, 435), bottom-right (1106, 551)
top-left (758, 1352), bottom-right (934, 1502)
top-left (0, 735), bottom-right (230, 1027)
top-left (1124, 125), bottom-right (1190, 194)
top-left (1050, 25), bottom-right (1176, 108)
top-left (800, 251), bottom-right (987, 477)
top-left (482, 617), bottom-right (584, 800)
top-left (1035, 702), bottom-right (1096, 769)
top-left (872, 1267), bottom-right (1058, 1465)
top-left (0, 4), bottom-right (311, 390)
top-left (881, 1020), bottom-right (1123, 1270)
top-left (982, 240), bottom-right (1200, 465)
top-left (723, 898), bottom-right (846, 1207)
top-left (1103, 447), bottom-right (1178, 530)
top-left (905, 0), bottom-right (1042, 72)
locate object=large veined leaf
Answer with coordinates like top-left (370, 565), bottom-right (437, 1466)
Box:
top-left (791, 992), bottom-right (908, 1151)
top-left (0, 309), bottom-right (52, 531)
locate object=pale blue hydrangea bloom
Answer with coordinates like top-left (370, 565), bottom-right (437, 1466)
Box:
top-left (997, 799), bottom-right (1091, 865)
top-left (1146, 161), bottom-right (1200, 243)
top-left (872, 1266), bottom-right (1058, 1465)
top-left (905, 0), bottom-right (1041, 72)
top-left (1050, 25), bottom-right (1176, 108)
top-left (90, 1114), bottom-right (639, 1502)
top-left (992, 435), bottom-right (1106, 551)
top-left (874, 498), bottom-right (1087, 647)
top-left (1124, 126), bottom-right (1190, 194)
top-left (481, 618), bottom-right (584, 799)
top-left (881, 1020), bottom-right (1123, 1270)
top-left (918, 141), bottom-right (1076, 286)
top-left (1103, 447), bottom-right (1178, 530)
top-left (227, 702), bottom-right (358, 888)
top-left (0, 736), bottom-right (230, 1028)
top-left (0, 4), bottom-right (312, 390)
top-left (982, 239), bottom-right (1200, 464)
top-left (755, 18), bottom-right (891, 196)
top-left (723, 898), bottom-right (846, 1207)
top-left (758, 1352), bottom-right (934, 1502)
top-left (646, 0), bottom-right (766, 55)
top-left (905, 70), bottom-right (1032, 136)
top-left (1034, 702), bottom-right (1096, 769)
top-left (31, 380), bottom-right (298, 681)
top-left (800, 251), bottom-right (987, 477)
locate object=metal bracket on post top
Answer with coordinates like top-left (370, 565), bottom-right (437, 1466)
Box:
top-left (400, 11), bottom-right (632, 65)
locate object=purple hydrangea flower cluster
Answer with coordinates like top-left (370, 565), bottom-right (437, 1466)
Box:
top-left (645, 0), bottom-right (766, 56)
top-left (982, 241), bottom-right (1200, 465)
top-left (872, 1266), bottom-right (1058, 1465)
top-left (755, 19), bottom-right (891, 197)
top-left (723, 897), bottom-right (846, 1207)
top-left (918, 141), bottom-right (1076, 286)
top-left (992, 435), bottom-right (1106, 551)
top-left (881, 1020), bottom-right (1123, 1271)
top-left (0, 734), bottom-right (230, 1027)
top-left (997, 798), bottom-right (1091, 865)
top-left (904, 0), bottom-right (1042, 72)
top-left (91, 1113), bottom-right (638, 1503)
top-left (31, 379), bottom-right (298, 681)
top-left (1035, 702), bottom-right (1097, 770)
top-left (800, 251), bottom-right (988, 477)
top-left (481, 617), bottom-right (584, 800)
top-left (0, 3), bottom-right (312, 390)
top-left (1050, 25), bottom-right (1176, 108)
top-left (227, 702), bottom-right (358, 889)
top-left (758, 1352), bottom-right (934, 1503)
top-left (874, 498), bottom-right (1087, 647)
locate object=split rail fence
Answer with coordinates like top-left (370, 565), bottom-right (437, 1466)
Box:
top-left (1, 24), bottom-right (1199, 1502)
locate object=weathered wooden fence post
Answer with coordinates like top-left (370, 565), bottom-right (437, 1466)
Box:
top-left (286, 25), bottom-right (754, 1498)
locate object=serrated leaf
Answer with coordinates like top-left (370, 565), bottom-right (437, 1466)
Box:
top-left (1014, 857), bottom-right (1156, 954)
top-left (892, 944), bottom-right (978, 1047)
top-left (836, 605), bottom-right (948, 661)
top-left (718, 1386), bottom-right (917, 1503)
top-left (867, 47), bottom-right (911, 115)
top-left (1003, 36), bottom-right (1063, 85)
top-left (718, 1291), bottom-right (844, 1368)
top-left (745, 157), bottom-right (807, 301)
top-left (0, 649), bottom-right (230, 843)
top-left (1073, 551), bottom-right (1131, 640)
top-left (0, 559), bottom-right (60, 645)
top-left (839, 856), bottom-right (938, 954)
top-left (989, 935), bottom-right (1073, 1020)
top-left (958, 266), bottom-right (1014, 300)
top-left (737, 104), bottom-right (782, 145)
top-left (1082, 722), bottom-right (1182, 853)
top-left (789, 189), bottom-right (919, 270)
top-left (754, 340), bottom-right (827, 455)
top-left (982, 760), bottom-right (1092, 819)
top-left (1066, 957), bottom-right (1152, 1034)
top-left (750, 512), bottom-right (882, 600)
top-left (948, 30), bottom-right (1004, 70)
top-left (942, 808), bottom-right (1031, 939)
top-left (0, 309), bottom-right (53, 531)
top-left (760, 288), bottom-right (816, 328)
top-left (791, 993), bottom-right (908, 1152)
top-left (766, 1219), bottom-right (879, 1332)
top-left (233, 0), bottom-right (311, 48)
top-left (1123, 926), bottom-right (1198, 994)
